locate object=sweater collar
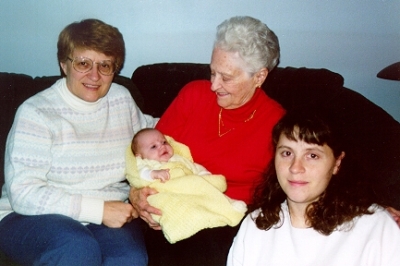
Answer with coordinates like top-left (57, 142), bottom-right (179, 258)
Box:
top-left (57, 78), bottom-right (104, 112)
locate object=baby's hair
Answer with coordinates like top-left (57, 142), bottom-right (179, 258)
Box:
top-left (131, 128), bottom-right (158, 155)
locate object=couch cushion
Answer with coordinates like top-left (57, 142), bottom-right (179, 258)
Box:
top-left (132, 63), bottom-right (211, 117)
top-left (263, 66), bottom-right (344, 109)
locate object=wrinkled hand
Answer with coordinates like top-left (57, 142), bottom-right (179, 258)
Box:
top-left (103, 201), bottom-right (138, 228)
top-left (129, 186), bottom-right (162, 230)
top-left (386, 206), bottom-right (400, 227)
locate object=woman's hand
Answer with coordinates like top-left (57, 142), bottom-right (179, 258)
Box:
top-left (102, 201), bottom-right (137, 228)
top-left (386, 206), bottom-right (400, 227)
top-left (129, 186), bottom-right (162, 230)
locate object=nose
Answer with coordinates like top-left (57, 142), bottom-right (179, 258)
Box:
top-left (289, 157), bottom-right (305, 174)
top-left (87, 64), bottom-right (101, 81)
top-left (210, 74), bottom-right (222, 92)
top-left (159, 144), bottom-right (166, 152)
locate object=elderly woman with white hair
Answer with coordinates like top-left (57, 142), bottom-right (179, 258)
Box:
top-left (130, 16), bottom-right (285, 265)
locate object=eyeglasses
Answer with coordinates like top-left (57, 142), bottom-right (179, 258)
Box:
top-left (67, 57), bottom-right (117, 76)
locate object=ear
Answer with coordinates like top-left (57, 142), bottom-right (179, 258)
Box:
top-left (254, 67), bottom-right (268, 87)
top-left (333, 151), bottom-right (345, 175)
top-left (60, 61), bottom-right (68, 76)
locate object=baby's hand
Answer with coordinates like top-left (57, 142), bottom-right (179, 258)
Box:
top-left (151, 169), bottom-right (170, 182)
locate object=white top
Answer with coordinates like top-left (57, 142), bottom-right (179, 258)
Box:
top-left (228, 202), bottom-right (400, 266)
top-left (0, 78), bottom-right (157, 224)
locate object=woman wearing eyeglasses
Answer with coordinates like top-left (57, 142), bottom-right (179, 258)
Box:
top-left (0, 19), bottom-right (156, 265)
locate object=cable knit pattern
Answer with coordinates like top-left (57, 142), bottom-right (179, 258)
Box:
top-left (0, 78), bottom-right (157, 224)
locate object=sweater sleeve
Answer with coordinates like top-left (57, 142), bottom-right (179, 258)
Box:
top-left (78, 197), bottom-right (104, 224)
top-left (5, 102), bottom-right (85, 221)
top-left (137, 158), bottom-right (155, 182)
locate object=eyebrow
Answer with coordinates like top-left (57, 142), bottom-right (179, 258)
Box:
top-left (211, 68), bottom-right (233, 76)
top-left (276, 144), bottom-right (325, 153)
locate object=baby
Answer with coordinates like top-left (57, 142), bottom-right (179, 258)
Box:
top-left (131, 128), bottom-right (211, 183)
top-left (126, 128), bottom-right (246, 243)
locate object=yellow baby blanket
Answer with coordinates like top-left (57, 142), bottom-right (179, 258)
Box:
top-left (125, 136), bottom-right (246, 244)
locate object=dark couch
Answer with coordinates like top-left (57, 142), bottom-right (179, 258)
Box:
top-left (0, 63), bottom-right (399, 264)
top-left (131, 63), bottom-right (400, 208)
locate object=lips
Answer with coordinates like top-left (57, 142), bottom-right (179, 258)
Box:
top-left (216, 91), bottom-right (229, 97)
top-left (83, 83), bottom-right (100, 90)
top-left (289, 180), bottom-right (308, 186)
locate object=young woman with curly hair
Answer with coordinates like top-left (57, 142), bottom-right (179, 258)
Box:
top-left (228, 108), bottom-right (400, 265)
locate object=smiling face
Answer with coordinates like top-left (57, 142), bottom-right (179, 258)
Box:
top-left (210, 47), bottom-right (267, 109)
top-left (275, 131), bottom-right (345, 211)
top-left (59, 49), bottom-right (114, 102)
top-left (134, 129), bottom-right (174, 162)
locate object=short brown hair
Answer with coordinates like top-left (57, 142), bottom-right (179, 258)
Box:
top-left (57, 18), bottom-right (125, 76)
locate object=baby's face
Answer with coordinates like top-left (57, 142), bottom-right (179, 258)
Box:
top-left (137, 130), bottom-right (174, 162)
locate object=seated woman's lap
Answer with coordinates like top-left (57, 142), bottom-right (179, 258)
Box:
top-left (87, 218), bottom-right (148, 266)
top-left (145, 223), bottom-right (240, 266)
top-left (0, 213), bottom-right (147, 266)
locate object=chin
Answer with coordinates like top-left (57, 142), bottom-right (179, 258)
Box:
top-left (217, 98), bottom-right (228, 108)
top-left (82, 97), bottom-right (101, 103)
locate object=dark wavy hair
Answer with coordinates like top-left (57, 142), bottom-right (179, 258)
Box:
top-left (250, 108), bottom-right (374, 235)
top-left (57, 18), bottom-right (125, 76)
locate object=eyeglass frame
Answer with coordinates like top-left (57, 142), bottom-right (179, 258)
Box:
top-left (67, 56), bottom-right (117, 76)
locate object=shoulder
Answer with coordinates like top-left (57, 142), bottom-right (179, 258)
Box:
top-left (108, 82), bottom-right (132, 98)
top-left (351, 205), bottom-right (399, 233)
top-left (237, 211), bottom-right (258, 234)
top-left (366, 205), bottom-right (398, 225)
top-left (182, 79), bottom-right (211, 89)
top-left (350, 205), bottom-right (400, 263)
top-left (179, 80), bottom-right (212, 97)
top-left (103, 83), bottom-right (136, 110)
top-left (18, 79), bottom-right (63, 114)
top-left (26, 79), bottom-right (62, 102)
top-left (168, 79), bottom-right (214, 111)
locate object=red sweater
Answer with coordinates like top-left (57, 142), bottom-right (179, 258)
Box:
top-left (156, 80), bottom-right (285, 204)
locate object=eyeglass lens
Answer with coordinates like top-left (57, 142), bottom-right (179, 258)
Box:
top-left (71, 57), bottom-right (115, 75)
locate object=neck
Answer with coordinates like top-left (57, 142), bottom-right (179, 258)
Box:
top-left (287, 201), bottom-right (309, 228)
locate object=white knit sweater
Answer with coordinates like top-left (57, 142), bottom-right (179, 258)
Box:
top-left (0, 78), bottom-right (157, 224)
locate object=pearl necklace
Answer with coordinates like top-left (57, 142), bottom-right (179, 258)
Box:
top-left (218, 107), bottom-right (257, 137)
